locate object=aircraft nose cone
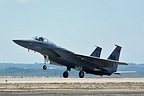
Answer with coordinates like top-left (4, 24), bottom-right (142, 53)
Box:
top-left (13, 40), bottom-right (20, 44)
top-left (13, 40), bottom-right (24, 45)
top-left (13, 39), bottom-right (30, 48)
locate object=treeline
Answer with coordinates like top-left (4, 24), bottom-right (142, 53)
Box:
top-left (0, 63), bottom-right (144, 77)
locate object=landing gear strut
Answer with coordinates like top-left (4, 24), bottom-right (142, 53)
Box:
top-left (43, 55), bottom-right (49, 70)
top-left (75, 66), bottom-right (85, 78)
top-left (63, 67), bottom-right (71, 78)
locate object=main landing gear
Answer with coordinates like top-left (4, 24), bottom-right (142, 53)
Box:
top-left (79, 71), bottom-right (84, 78)
top-left (63, 67), bottom-right (70, 78)
top-left (63, 67), bottom-right (85, 78)
top-left (63, 71), bottom-right (69, 78)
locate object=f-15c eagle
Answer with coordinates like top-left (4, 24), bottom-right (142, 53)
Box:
top-left (13, 36), bottom-right (127, 78)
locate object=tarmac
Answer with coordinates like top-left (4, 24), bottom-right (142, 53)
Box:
top-left (0, 77), bottom-right (144, 96)
top-left (1, 77), bottom-right (144, 83)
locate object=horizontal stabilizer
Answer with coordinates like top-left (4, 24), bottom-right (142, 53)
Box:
top-left (114, 73), bottom-right (121, 75)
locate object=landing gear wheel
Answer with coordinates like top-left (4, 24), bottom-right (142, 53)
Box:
top-left (63, 71), bottom-right (69, 78)
top-left (79, 71), bottom-right (84, 78)
top-left (43, 65), bottom-right (47, 70)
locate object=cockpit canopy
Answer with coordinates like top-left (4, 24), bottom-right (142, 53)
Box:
top-left (33, 36), bottom-right (48, 42)
top-left (32, 36), bottom-right (58, 47)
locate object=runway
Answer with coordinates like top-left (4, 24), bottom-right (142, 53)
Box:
top-left (1, 77), bottom-right (144, 83)
top-left (0, 90), bottom-right (144, 96)
top-left (0, 77), bottom-right (144, 96)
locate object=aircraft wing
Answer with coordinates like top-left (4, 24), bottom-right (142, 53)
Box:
top-left (76, 54), bottom-right (127, 65)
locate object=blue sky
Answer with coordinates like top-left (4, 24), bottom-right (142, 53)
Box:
top-left (0, 0), bottom-right (144, 63)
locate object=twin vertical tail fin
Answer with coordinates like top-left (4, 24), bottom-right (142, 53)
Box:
top-left (107, 45), bottom-right (122, 73)
top-left (90, 46), bottom-right (102, 57)
top-left (108, 45), bottom-right (122, 61)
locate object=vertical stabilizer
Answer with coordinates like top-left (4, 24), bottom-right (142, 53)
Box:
top-left (90, 46), bottom-right (102, 57)
top-left (107, 45), bottom-right (122, 73)
top-left (108, 45), bottom-right (122, 61)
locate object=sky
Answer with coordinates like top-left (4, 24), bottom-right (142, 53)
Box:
top-left (0, 0), bottom-right (144, 64)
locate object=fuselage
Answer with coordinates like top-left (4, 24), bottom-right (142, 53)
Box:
top-left (13, 37), bottom-right (113, 76)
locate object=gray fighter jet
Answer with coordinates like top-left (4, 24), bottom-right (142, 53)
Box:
top-left (13, 36), bottom-right (127, 78)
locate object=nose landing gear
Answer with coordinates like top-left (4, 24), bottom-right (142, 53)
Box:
top-left (43, 65), bottom-right (47, 70)
top-left (43, 55), bottom-right (49, 70)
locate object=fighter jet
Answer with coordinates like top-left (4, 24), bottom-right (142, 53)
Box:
top-left (13, 36), bottom-right (127, 78)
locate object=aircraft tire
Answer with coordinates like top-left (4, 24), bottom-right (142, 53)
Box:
top-left (43, 65), bottom-right (47, 70)
top-left (79, 71), bottom-right (84, 78)
top-left (63, 71), bottom-right (69, 78)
